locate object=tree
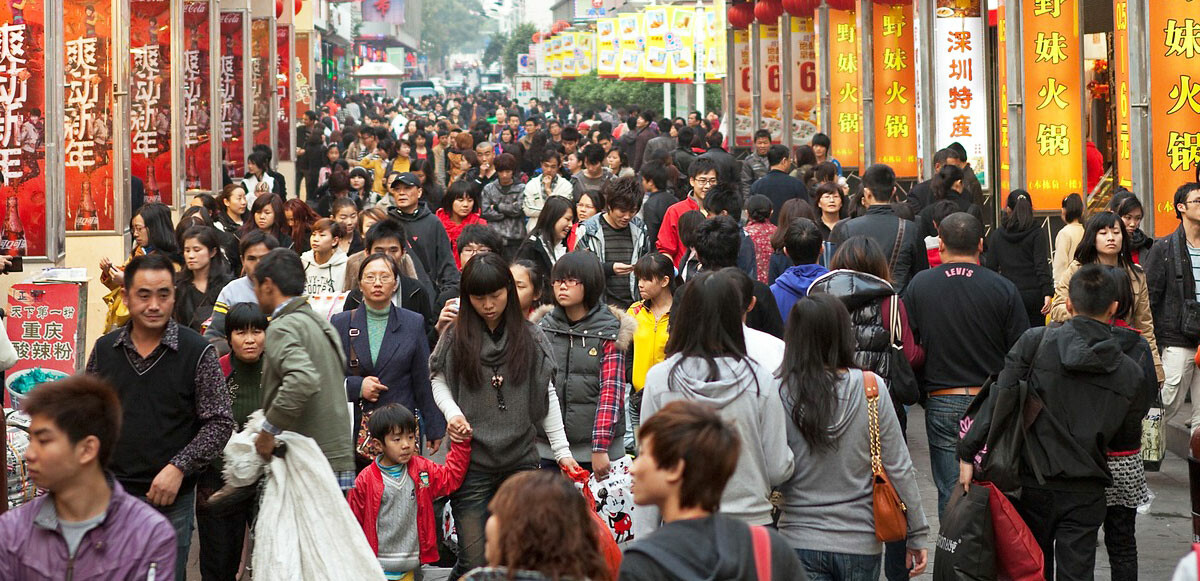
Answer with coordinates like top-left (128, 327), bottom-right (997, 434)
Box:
top-left (420, 0), bottom-right (488, 69)
top-left (483, 32), bottom-right (507, 69)
top-left (553, 73), bottom-right (723, 115)
top-left (502, 23), bottom-right (539, 80)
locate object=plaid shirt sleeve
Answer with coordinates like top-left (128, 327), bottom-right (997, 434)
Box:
top-left (591, 340), bottom-right (627, 453)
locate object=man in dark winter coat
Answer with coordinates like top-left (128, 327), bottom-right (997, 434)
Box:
top-left (829, 164), bottom-right (928, 292)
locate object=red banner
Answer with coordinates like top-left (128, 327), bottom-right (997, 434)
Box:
top-left (184, 1), bottom-right (213, 192)
top-left (4, 283), bottom-right (85, 407)
top-left (65, 0), bottom-right (114, 233)
top-left (130, 0), bottom-right (173, 206)
top-left (250, 17), bottom-right (271, 147)
top-left (220, 11), bottom-right (245, 179)
top-left (276, 23), bottom-right (291, 163)
top-left (296, 31), bottom-right (312, 112)
top-left (0, 0), bottom-right (46, 256)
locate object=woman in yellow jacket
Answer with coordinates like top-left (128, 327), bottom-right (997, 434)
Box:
top-left (1051, 211), bottom-right (1163, 380)
top-left (626, 254), bottom-right (677, 451)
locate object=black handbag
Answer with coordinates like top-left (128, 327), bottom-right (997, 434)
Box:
top-left (933, 483), bottom-right (996, 581)
top-left (885, 296), bottom-right (920, 406)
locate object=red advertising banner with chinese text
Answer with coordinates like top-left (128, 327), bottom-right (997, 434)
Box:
top-left (131, 0), bottom-right (173, 206)
top-left (184, 1), bottom-right (213, 192)
top-left (220, 11), bottom-right (245, 179)
top-left (65, 0), bottom-right (115, 233)
top-left (873, 2), bottom-right (918, 177)
top-left (733, 29), bottom-right (751, 147)
top-left (997, 0), bottom-right (1010, 195)
top-left (0, 0), bottom-right (46, 257)
top-left (828, 7), bottom-right (861, 171)
top-left (4, 283), bottom-right (85, 408)
top-left (296, 31), bottom-right (312, 113)
top-left (1022, 0), bottom-right (1083, 211)
top-left (276, 23), bottom-right (291, 163)
top-left (1113, 0), bottom-right (1132, 191)
top-left (1149, 3), bottom-right (1200, 236)
top-left (250, 18), bottom-right (271, 147)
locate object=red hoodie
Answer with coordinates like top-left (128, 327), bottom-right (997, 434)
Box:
top-left (436, 208), bottom-right (488, 269)
top-left (348, 439), bottom-right (471, 564)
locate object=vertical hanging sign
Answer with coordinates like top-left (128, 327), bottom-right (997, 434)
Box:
top-left (617, 13), bottom-right (644, 81)
top-left (0, 0), bottom-right (45, 256)
top-left (66, 0), bottom-right (114, 233)
top-left (873, 2), bottom-right (918, 177)
top-left (597, 18), bottom-right (618, 78)
top-left (184, 1), bottom-right (213, 192)
top-left (933, 0), bottom-right (988, 186)
top-left (250, 18), bottom-right (271, 146)
top-left (760, 23), bottom-right (783, 144)
top-left (643, 8), bottom-right (667, 81)
top-left (276, 23), bottom-right (291, 163)
top-left (1112, 0), bottom-right (1131, 190)
top-left (295, 32), bottom-right (312, 116)
top-left (733, 29), bottom-right (751, 147)
top-left (669, 7), bottom-right (695, 81)
top-left (130, 0), bottom-right (173, 206)
top-left (997, 0), bottom-right (1010, 195)
top-left (1022, 0), bottom-right (1083, 210)
top-left (791, 16), bottom-right (819, 144)
top-left (828, 6), bottom-right (861, 171)
top-left (1149, 2), bottom-right (1200, 234)
top-left (220, 11), bottom-right (245, 178)
top-left (704, 0), bottom-right (727, 81)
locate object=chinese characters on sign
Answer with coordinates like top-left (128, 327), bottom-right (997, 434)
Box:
top-left (790, 16), bottom-right (820, 144)
top-left (1113, 0), bottom-right (1131, 190)
top-left (828, 6), bottom-right (861, 170)
top-left (131, 0), bottom-right (172, 206)
top-left (0, 0), bottom-right (44, 255)
top-left (733, 29), bottom-right (751, 147)
top-left (934, 0), bottom-right (989, 187)
top-left (250, 17), bottom-right (271, 147)
top-left (184, 1), bottom-right (213, 192)
top-left (220, 11), bottom-right (245, 179)
top-left (1022, 0), bottom-right (1082, 210)
top-left (4, 283), bottom-right (85, 407)
top-left (1149, 6), bottom-right (1200, 234)
top-left (873, 2), bottom-right (918, 177)
top-left (276, 23), bottom-right (291, 163)
top-left (65, 0), bottom-right (113, 232)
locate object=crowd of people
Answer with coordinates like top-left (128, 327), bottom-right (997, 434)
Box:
top-left (1, 86), bottom-right (1198, 581)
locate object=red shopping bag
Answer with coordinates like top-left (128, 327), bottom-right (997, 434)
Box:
top-left (980, 481), bottom-right (1044, 581)
top-left (566, 466), bottom-right (623, 577)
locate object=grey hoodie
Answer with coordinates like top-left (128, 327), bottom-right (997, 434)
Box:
top-left (635, 354), bottom-right (794, 538)
top-left (777, 369), bottom-right (929, 555)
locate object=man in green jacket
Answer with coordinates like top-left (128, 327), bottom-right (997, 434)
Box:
top-left (250, 248), bottom-right (355, 488)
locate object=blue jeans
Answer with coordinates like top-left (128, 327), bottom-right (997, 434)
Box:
top-left (152, 484), bottom-right (196, 581)
top-left (924, 395), bottom-right (973, 518)
top-left (795, 549), bottom-right (881, 581)
top-left (448, 465), bottom-right (536, 579)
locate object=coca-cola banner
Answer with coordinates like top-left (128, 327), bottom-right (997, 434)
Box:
top-left (250, 17), bottom-right (271, 147)
top-left (0, 0), bottom-right (46, 256)
top-left (65, 0), bottom-right (114, 233)
top-left (276, 23), bottom-right (290, 162)
top-left (130, 0), bottom-right (172, 206)
top-left (184, 1), bottom-right (213, 192)
top-left (220, 11), bottom-right (245, 178)
top-left (295, 32), bottom-right (312, 113)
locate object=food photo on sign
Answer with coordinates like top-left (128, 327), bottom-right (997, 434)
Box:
top-left (0, 0), bottom-right (47, 256)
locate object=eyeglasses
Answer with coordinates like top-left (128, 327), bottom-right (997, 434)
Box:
top-left (693, 177), bottom-right (719, 186)
top-left (362, 275), bottom-right (396, 285)
top-left (1183, 199), bottom-right (1200, 206)
top-left (553, 278), bottom-right (581, 288)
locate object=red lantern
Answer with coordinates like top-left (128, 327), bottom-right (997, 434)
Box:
top-left (728, 1), bottom-right (755, 29)
top-left (552, 20), bottom-right (569, 33)
top-left (755, 0), bottom-right (783, 22)
top-left (826, 0), bottom-right (858, 10)
top-left (532, 32), bottom-right (542, 43)
top-left (783, 0), bottom-right (816, 17)
top-left (295, 0), bottom-right (303, 15)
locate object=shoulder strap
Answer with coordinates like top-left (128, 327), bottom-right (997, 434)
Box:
top-left (888, 219), bottom-right (906, 274)
top-left (750, 525), bottom-right (772, 581)
top-left (864, 370), bottom-right (884, 476)
top-left (888, 295), bottom-right (901, 347)
top-left (347, 308), bottom-right (364, 376)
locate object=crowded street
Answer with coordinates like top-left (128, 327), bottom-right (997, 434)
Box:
top-left (2, 0), bottom-right (1200, 580)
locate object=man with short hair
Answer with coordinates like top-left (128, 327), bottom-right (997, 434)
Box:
top-left (466, 141), bottom-right (498, 191)
top-left (205, 230), bottom-right (281, 354)
top-left (619, 400), bottom-right (804, 580)
top-left (958, 264), bottom-right (1146, 580)
top-left (691, 216), bottom-right (784, 338)
top-left (770, 218), bottom-right (828, 323)
top-left (571, 143), bottom-right (614, 200)
top-left (0, 376), bottom-right (178, 579)
top-left (341, 218), bottom-right (436, 336)
top-left (386, 172), bottom-right (460, 305)
top-left (697, 131), bottom-right (739, 190)
top-left (480, 152), bottom-right (527, 259)
top-left (701, 183), bottom-right (761, 281)
top-left (686, 110), bottom-right (702, 127)
top-left (673, 126), bottom-right (698, 178)
top-left (751, 144), bottom-right (809, 222)
top-left (251, 248), bottom-right (355, 486)
top-left (903, 213), bottom-right (1028, 515)
top-left (811, 132), bottom-right (840, 175)
top-left (740, 129), bottom-right (772, 193)
top-left (640, 160), bottom-right (675, 247)
top-left (642, 117), bottom-right (676, 169)
top-left (577, 176), bottom-right (651, 310)
top-left (830, 164), bottom-right (928, 291)
top-left (945, 142), bottom-right (983, 205)
top-left (87, 254), bottom-right (235, 580)
top-left (905, 148), bottom-right (953, 214)
top-left (560, 126), bottom-right (581, 154)
top-left (657, 157), bottom-right (720, 266)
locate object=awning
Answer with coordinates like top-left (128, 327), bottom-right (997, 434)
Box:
top-left (351, 61), bottom-right (407, 78)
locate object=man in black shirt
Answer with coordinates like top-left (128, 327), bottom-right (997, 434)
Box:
top-left (750, 144), bottom-right (809, 223)
top-left (639, 160), bottom-right (675, 247)
top-left (903, 212), bottom-right (1028, 516)
top-left (690, 216), bottom-right (784, 338)
top-left (830, 164), bottom-right (928, 292)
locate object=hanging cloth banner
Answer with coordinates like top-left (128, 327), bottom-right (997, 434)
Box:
top-left (1022, 0), bottom-right (1084, 211)
top-left (874, 2), bottom-right (918, 178)
top-left (1148, 1), bottom-right (1200, 234)
top-left (618, 12), bottom-right (644, 81)
top-left (131, 0), bottom-right (173, 206)
top-left (597, 18), bottom-right (618, 78)
top-left (760, 23), bottom-right (783, 144)
top-left (733, 29), bottom-right (751, 147)
top-left (184, 0), bottom-right (214, 192)
top-left (828, 6), bottom-right (862, 171)
top-left (220, 11), bottom-right (246, 179)
top-left (668, 7), bottom-right (696, 82)
top-left (791, 16), bottom-right (820, 144)
top-left (66, 0), bottom-right (115, 233)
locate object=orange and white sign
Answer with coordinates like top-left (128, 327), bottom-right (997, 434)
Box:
top-left (1149, 3), bottom-right (1200, 234)
top-left (760, 24), bottom-right (783, 143)
top-left (1022, 0), bottom-right (1084, 210)
top-left (873, 2), bottom-right (918, 177)
top-left (734, 29), bottom-right (751, 147)
top-left (791, 17), bottom-right (820, 145)
top-left (933, 0), bottom-right (988, 185)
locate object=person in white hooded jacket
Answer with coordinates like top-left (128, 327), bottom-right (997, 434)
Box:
top-left (635, 270), bottom-right (794, 539)
top-left (301, 218), bottom-right (349, 295)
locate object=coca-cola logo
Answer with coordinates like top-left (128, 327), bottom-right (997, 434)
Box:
top-left (221, 13), bottom-right (241, 24)
top-left (184, 2), bottom-right (206, 14)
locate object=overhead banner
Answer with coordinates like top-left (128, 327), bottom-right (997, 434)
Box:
top-left (617, 13), bottom-right (644, 81)
top-left (597, 18), bottom-right (618, 77)
top-left (1022, 0), bottom-right (1083, 210)
top-left (705, 0), bottom-right (727, 81)
top-left (668, 7), bottom-right (696, 81)
top-left (1149, 2), bottom-right (1200, 235)
top-left (760, 23), bottom-right (782, 144)
top-left (250, 17), bottom-right (271, 146)
top-left (643, 7), bottom-right (668, 81)
top-left (933, 0), bottom-right (988, 186)
top-left (791, 17), bottom-right (820, 145)
top-left (828, 7), bottom-right (861, 171)
top-left (997, 0), bottom-right (1010, 194)
top-left (131, 0), bottom-right (173, 206)
top-left (733, 29), bottom-right (751, 147)
top-left (65, 0), bottom-right (114, 233)
top-left (220, 11), bottom-right (246, 178)
top-left (873, 3), bottom-right (917, 177)
top-left (184, 1), bottom-right (214, 192)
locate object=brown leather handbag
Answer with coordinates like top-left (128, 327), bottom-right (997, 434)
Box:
top-left (864, 371), bottom-right (909, 543)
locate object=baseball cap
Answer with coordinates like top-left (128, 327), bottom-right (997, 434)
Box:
top-left (389, 171), bottom-right (420, 187)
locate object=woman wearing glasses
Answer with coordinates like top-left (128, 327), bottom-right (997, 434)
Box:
top-left (533, 252), bottom-right (635, 480)
top-left (331, 253), bottom-right (444, 472)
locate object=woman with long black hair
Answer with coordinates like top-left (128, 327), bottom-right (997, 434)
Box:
top-left (776, 293), bottom-right (928, 580)
top-left (98, 202), bottom-right (181, 330)
top-left (984, 189), bottom-right (1053, 328)
top-left (1110, 190), bottom-right (1152, 263)
top-left (237, 193), bottom-right (292, 249)
top-left (516, 196), bottom-right (574, 299)
top-left (429, 253), bottom-right (581, 578)
top-left (174, 225), bottom-right (234, 333)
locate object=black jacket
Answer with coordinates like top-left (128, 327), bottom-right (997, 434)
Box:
top-left (387, 203), bottom-right (461, 306)
top-left (983, 224), bottom-right (1053, 299)
top-left (1143, 225), bottom-right (1198, 348)
top-left (642, 190), bottom-right (676, 249)
top-left (830, 205), bottom-right (928, 292)
top-left (515, 234), bottom-right (567, 300)
top-left (750, 170), bottom-right (810, 225)
top-left (673, 147), bottom-right (697, 177)
top-left (697, 148), bottom-right (739, 189)
top-left (619, 514), bottom-right (805, 581)
top-left (958, 319), bottom-right (1144, 490)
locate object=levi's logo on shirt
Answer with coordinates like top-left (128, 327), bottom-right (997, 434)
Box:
top-left (943, 267), bottom-right (975, 278)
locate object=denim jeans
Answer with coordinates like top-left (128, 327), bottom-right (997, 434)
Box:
top-left (152, 484), bottom-right (197, 581)
top-left (1103, 505), bottom-right (1138, 581)
top-left (924, 395), bottom-right (973, 518)
top-left (795, 548), bottom-right (881, 581)
top-left (448, 465), bottom-right (536, 579)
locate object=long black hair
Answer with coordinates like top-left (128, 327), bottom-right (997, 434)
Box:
top-left (930, 164), bottom-right (964, 202)
top-left (778, 293), bottom-right (859, 451)
top-left (1075, 211), bottom-right (1135, 271)
top-left (177, 225), bottom-right (232, 288)
top-left (664, 271), bottom-right (750, 390)
top-left (453, 252), bottom-right (536, 389)
top-left (134, 202), bottom-right (180, 258)
top-left (533, 196), bottom-right (574, 245)
top-left (239, 193), bottom-right (288, 242)
top-left (1001, 189), bottom-right (1036, 232)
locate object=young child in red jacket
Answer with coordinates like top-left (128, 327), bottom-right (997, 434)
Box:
top-left (348, 404), bottom-right (471, 580)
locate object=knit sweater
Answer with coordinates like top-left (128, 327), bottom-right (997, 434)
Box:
top-left (228, 356), bottom-right (264, 429)
top-left (366, 305), bottom-right (389, 364)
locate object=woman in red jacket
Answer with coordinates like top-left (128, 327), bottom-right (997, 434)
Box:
top-left (436, 180), bottom-right (488, 269)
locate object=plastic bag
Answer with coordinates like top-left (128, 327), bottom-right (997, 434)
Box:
top-left (5, 409), bottom-right (38, 509)
top-left (587, 455), bottom-right (637, 545)
top-left (933, 483), bottom-right (996, 581)
top-left (1142, 391), bottom-right (1166, 472)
